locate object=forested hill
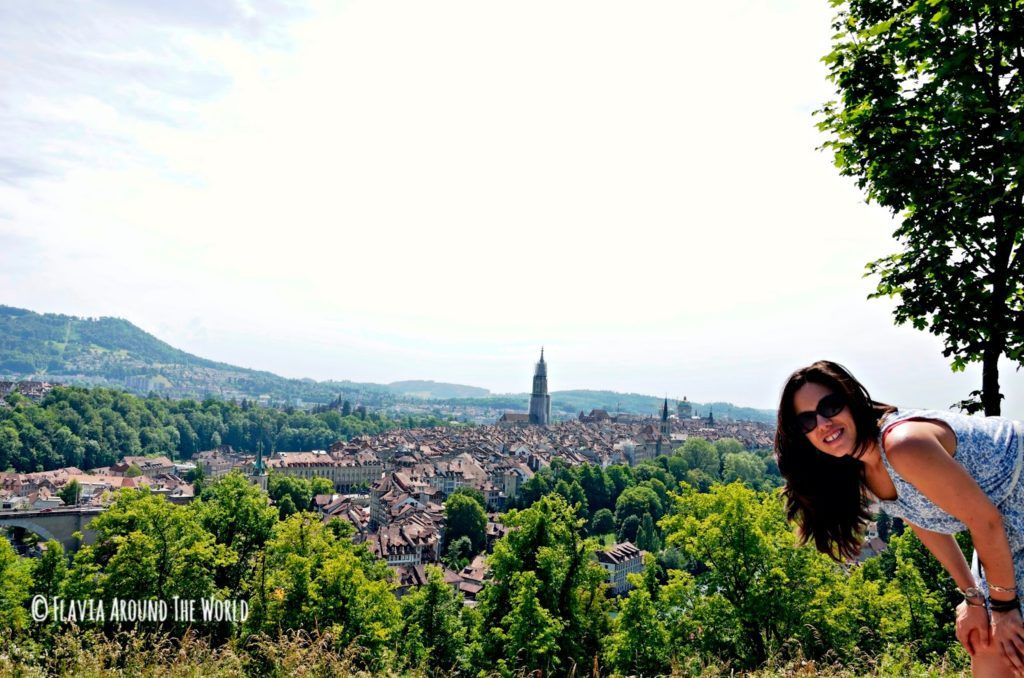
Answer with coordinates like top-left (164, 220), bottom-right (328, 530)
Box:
top-left (0, 385), bottom-right (448, 473)
top-left (0, 305), bottom-right (391, 405)
top-left (0, 305), bottom-right (233, 372)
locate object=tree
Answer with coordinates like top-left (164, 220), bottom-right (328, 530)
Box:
top-left (67, 487), bottom-right (233, 605)
top-left (58, 478), bottom-right (81, 506)
top-left (617, 514), bottom-right (641, 543)
top-left (474, 495), bottom-right (609, 674)
top-left (0, 537), bottom-right (33, 635)
top-left (722, 452), bottom-right (767, 486)
top-left (445, 535), bottom-right (475, 570)
top-left (636, 512), bottom-right (661, 552)
top-left (400, 565), bottom-right (468, 674)
top-left (615, 485), bottom-right (663, 527)
top-left (444, 492), bottom-right (487, 553)
top-left (31, 540), bottom-right (67, 599)
top-left (604, 579), bottom-right (670, 676)
top-left (818, 1), bottom-right (1024, 415)
top-left (192, 472), bottom-right (278, 597)
top-left (679, 437), bottom-right (720, 479)
top-left (449, 485), bottom-right (486, 511)
top-left (660, 482), bottom-right (846, 667)
top-left (590, 508), bottom-right (615, 536)
top-left (268, 473), bottom-right (313, 516)
top-left (309, 476), bottom-right (335, 497)
top-left (251, 513), bottom-right (400, 671)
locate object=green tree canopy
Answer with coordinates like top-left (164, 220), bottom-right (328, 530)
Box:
top-left (679, 437), bottom-right (720, 479)
top-left (818, 0), bottom-right (1024, 415)
top-left (444, 492), bottom-right (487, 553)
top-left (474, 494), bottom-right (608, 675)
top-left (192, 472), bottom-right (278, 597)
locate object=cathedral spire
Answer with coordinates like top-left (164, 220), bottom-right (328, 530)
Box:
top-left (529, 348), bottom-right (551, 425)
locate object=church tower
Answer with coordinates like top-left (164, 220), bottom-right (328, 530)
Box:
top-left (660, 397), bottom-right (671, 438)
top-left (528, 348), bottom-right (551, 425)
top-left (250, 441), bottom-right (268, 492)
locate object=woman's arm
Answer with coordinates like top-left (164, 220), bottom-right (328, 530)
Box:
top-left (908, 523), bottom-right (990, 656)
top-left (885, 424), bottom-right (1017, 594)
top-left (886, 425), bottom-right (1023, 666)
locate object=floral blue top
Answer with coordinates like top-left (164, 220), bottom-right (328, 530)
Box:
top-left (875, 408), bottom-right (1024, 594)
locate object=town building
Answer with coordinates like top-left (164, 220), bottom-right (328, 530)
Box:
top-left (597, 541), bottom-right (644, 594)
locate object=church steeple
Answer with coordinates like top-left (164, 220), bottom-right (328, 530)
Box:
top-left (528, 348), bottom-right (551, 425)
top-left (250, 441), bottom-right (268, 491)
top-left (659, 397), bottom-right (670, 439)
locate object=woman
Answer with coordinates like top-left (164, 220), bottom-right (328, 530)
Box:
top-left (775, 360), bottom-right (1024, 676)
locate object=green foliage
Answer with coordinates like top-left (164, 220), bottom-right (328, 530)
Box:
top-left (192, 473), bottom-right (278, 597)
top-left (0, 384), bottom-right (445, 473)
top-left (444, 492), bottom-right (487, 553)
top-left (604, 579), bottom-right (670, 676)
top-left (615, 485), bottom-right (663, 527)
top-left (448, 485), bottom-right (486, 511)
top-left (31, 541), bottom-right (67, 599)
top-left (617, 514), bottom-right (641, 543)
top-left (817, 2), bottom-right (1024, 415)
top-left (661, 483), bottom-right (846, 667)
top-left (678, 437), bottom-right (721, 479)
top-left (0, 537), bottom-right (33, 635)
top-left (636, 512), bottom-right (661, 552)
top-left (66, 488), bottom-right (234, 614)
top-left (268, 473), bottom-right (314, 519)
top-left (590, 507), bottom-right (615, 536)
top-left (0, 470), bottom-right (983, 675)
top-left (57, 478), bottom-right (81, 506)
top-left (444, 535), bottom-right (475, 570)
top-left (399, 565), bottom-right (469, 675)
top-left (309, 476), bottom-right (335, 497)
top-left (475, 494), bottom-right (609, 675)
top-left (248, 512), bottom-right (400, 671)
top-left (722, 451), bottom-right (768, 487)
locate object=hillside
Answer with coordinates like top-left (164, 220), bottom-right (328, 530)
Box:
top-left (0, 305), bottom-right (390, 405)
top-left (388, 380), bottom-right (490, 399)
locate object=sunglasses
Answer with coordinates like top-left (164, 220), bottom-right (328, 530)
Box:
top-left (796, 392), bottom-right (847, 434)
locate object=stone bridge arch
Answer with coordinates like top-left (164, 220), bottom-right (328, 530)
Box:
top-left (0, 509), bottom-right (101, 553)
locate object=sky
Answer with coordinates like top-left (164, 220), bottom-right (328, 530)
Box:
top-left (1, 0), bottom-right (1021, 418)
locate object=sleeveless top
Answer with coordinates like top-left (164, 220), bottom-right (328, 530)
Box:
top-left (876, 408), bottom-right (1023, 536)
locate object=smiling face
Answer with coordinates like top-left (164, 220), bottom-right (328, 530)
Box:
top-left (792, 381), bottom-right (858, 458)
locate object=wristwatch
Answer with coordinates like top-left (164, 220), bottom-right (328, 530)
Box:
top-left (959, 586), bottom-right (986, 606)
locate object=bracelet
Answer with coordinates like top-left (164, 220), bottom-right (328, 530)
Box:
top-left (990, 583), bottom-right (1018, 594)
top-left (964, 597), bottom-right (987, 607)
top-left (989, 595), bottom-right (1021, 613)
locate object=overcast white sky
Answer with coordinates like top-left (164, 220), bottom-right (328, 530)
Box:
top-left (1, 0), bottom-right (1021, 417)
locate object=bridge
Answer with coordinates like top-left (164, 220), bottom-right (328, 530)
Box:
top-left (0, 507), bottom-right (104, 553)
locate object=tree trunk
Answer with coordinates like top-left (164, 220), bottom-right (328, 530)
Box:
top-left (982, 342), bottom-right (1001, 416)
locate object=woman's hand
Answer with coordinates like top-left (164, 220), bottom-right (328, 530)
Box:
top-left (991, 607), bottom-right (1024, 671)
top-left (956, 600), bottom-right (990, 655)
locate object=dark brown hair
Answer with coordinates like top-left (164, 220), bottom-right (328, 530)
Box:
top-left (774, 360), bottom-right (896, 561)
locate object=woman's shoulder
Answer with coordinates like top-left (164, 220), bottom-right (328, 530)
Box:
top-left (881, 410), bottom-right (959, 465)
